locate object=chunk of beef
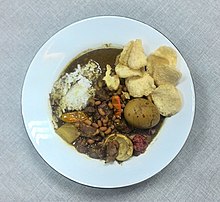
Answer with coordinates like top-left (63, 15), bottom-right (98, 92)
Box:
top-left (83, 106), bottom-right (96, 116)
top-left (95, 88), bottom-right (110, 101)
top-left (105, 140), bottom-right (119, 162)
top-left (74, 137), bottom-right (88, 154)
top-left (78, 122), bottom-right (98, 137)
top-left (87, 143), bottom-right (106, 159)
top-left (115, 118), bottom-right (133, 134)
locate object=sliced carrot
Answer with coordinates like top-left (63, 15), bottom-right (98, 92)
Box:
top-left (112, 95), bottom-right (122, 118)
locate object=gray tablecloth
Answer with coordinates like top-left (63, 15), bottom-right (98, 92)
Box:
top-left (1, 0), bottom-right (220, 201)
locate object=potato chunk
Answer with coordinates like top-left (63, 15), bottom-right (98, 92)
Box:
top-left (56, 123), bottom-right (80, 144)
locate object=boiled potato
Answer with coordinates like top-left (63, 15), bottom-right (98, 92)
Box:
top-left (56, 123), bottom-right (80, 144)
top-left (124, 98), bottom-right (160, 129)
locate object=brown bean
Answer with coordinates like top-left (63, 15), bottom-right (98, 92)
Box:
top-left (102, 117), bottom-right (108, 124)
top-left (110, 125), bottom-right (115, 130)
top-left (98, 108), bottom-right (106, 116)
top-left (97, 120), bottom-right (102, 127)
top-left (104, 128), bottom-right (111, 135)
top-left (91, 129), bottom-right (100, 136)
top-left (87, 139), bottom-right (95, 144)
top-left (114, 119), bottom-right (120, 123)
top-left (103, 123), bottom-right (107, 127)
top-left (112, 115), bottom-right (116, 121)
top-left (84, 119), bottom-right (92, 125)
top-left (95, 100), bottom-right (101, 105)
top-left (95, 129), bottom-right (100, 135)
top-left (100, 131), bottom-right (105, 137)
top-left (92, 123), bottom-right (99, 128)
top-left (99, 126), bottom-right (107, 132)
top-left (108, 102), bottom-right (113, 109)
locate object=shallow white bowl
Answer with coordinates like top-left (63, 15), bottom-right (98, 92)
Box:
top-left (22, 16), bottom-right (195, 188)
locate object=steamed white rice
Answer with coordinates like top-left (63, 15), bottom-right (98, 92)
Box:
top-left (50, 60), bottom-right (101, 127)
top-left (59, 76), bottom-right (94, 111)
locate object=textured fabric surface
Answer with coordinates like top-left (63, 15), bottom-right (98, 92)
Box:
top-left (0, 0), bottom-right (220, 201)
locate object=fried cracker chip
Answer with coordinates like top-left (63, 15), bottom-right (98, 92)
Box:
top-left (103, 64), bottom-right (120, 91)
top-left (128, 39), bottom-right (147, 70)
top-left (154, 46), bottom-right (177, 67)
top-left (153, 65), bottom-right (182, 86)
top-left (125, 73), bottom-right (156, 97)
top-left (119, 41), bottom-right (134, 66)
top-left (147, 54), bottom-right (170, 75)
top-left (115, 63), bottom-right (143, 78)
top-left (151, 84), bottom-right (182, 116)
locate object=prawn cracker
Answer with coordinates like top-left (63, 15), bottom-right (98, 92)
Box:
top-left (147, 54), bottom-right (169, 75)
top-left (128, 39), bottom-right (147, 70)
top-left (119, 41), bottom-right (134, 66)
top-left (125, 73), bottom-right (156, 97)
top-left (115, 63), bottom-right (143, 78)
top-left (151, 84), bottom-right (182, 116)
top-left (153, 65), bottom-right (182, 86)
top-left (154, 46), bottom-right (177, 67)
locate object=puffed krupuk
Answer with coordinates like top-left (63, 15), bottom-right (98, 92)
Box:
top-left (119, 39), bottom-right (147, 70)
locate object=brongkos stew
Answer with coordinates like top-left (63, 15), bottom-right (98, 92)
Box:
top-left (50, 40), bottom-right (182, 163)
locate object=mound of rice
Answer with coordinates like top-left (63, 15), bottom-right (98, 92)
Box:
top-left (50, 60), bottom-right (101, 128)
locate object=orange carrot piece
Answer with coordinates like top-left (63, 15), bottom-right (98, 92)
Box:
top-left (112, 95), bottom-right (122, 118)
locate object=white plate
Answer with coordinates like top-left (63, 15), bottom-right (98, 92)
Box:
top-left (22, 16), bottom-right (195, 188)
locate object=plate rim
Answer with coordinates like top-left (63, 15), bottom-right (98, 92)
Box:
top-left (21, 15), bottom-right (196, 188)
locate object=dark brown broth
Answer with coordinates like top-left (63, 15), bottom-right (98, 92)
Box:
top-left (64, 48), bottom-right (122, 74)
top-left (52, 47), bottom-right (165, 161)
